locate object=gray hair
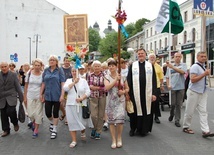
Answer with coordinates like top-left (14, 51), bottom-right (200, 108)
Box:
top-left (148, 53), bottom-right (156, 59)
top-left (92, 60), bottom-right (101, 66)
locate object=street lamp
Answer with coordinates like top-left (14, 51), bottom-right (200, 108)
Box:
top-left (28, 37), bottom-right (31, 64)
top-left (33, 34), bottom-right (41, 58)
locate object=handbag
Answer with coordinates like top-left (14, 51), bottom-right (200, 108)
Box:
top-left (126, 97), bottom-right (134, 114)
top-left (74, 84), bottom-right (90, 119)
top-left (18, 102), bottom-right (26, 123)
top-left (82, 98), bottom-right (90, 119)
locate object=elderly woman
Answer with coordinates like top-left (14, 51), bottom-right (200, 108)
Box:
top-left (104, 60), bottom-right (129, 149)
top-left (63, 68), bottom-right (93, 148)
top-left (87, 60), bottom-right (106, 140)
top-left (24, 59), bottom-right (43, 138)
top-left (40, 55), bottom-right (65, 139)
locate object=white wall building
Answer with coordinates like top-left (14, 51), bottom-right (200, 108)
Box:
top-left (0, 0), bottom-right (68, 67)
top-left (125, 0), bottom-right (213, 69)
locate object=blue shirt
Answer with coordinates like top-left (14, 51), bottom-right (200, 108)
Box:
top-left (166, 63), bottom-right (187, 90)
top-left (42, 67), bottom-right (65, 102)
top-left (189, 62), bottom-right (206, 93)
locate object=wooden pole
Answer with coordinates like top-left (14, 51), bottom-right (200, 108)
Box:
top-left (117, 0), bottom-right (121, 90)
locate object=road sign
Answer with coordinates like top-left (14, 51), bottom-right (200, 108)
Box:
top-left (14, 57), bottom-right (18, 62)
top-left (193, 0), bottom-right (214, 16)
top-left (10, 54), bottom-right (14, 60)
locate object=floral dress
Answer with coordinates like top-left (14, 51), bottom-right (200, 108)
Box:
top-left (105, 75), bottom-right (126, 124)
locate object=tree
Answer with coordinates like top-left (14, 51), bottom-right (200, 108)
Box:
top-left (98, 32), bottom-right (125, 58)
top-left (133, 18), bottom-right (150, 35)
top-left (125, 23), bottom-right (136, 38)
top-left (125, 18), bottom-right (150, 37)
top-left (121, 50), bottom-right (131, 60)
top-left (89, 28), bottom-right (101, 52)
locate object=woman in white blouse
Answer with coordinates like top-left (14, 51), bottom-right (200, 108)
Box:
top-left (63, 68), bottom-right (93, 148)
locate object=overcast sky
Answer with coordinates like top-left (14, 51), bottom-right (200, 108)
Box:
top-left (46, 0), bottom-right (187, 31)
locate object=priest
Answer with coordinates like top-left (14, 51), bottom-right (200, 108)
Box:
top-left (127, 48), bottom-right (157, 136)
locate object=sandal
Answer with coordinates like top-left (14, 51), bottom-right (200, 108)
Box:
top-left (59, 115), bottom-right (66, 121)
top-left (183, 128), bottom-right (194, 134)
top-left (69, 141), bottom-right (77, 148)
top-left (50, 131), bottom-right (57, 139)
top-left (81, 132), bottom-right (86, 141)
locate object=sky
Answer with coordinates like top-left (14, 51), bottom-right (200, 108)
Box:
top-left (46, 0), bottom-right (187, 32)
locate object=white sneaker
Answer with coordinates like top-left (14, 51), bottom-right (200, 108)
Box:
top-left (103, 122), bottom-right (108, 131)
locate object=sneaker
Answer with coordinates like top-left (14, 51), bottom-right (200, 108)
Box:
top-left (175, 122), bottom-right (181, 127)
top-left (49, 123), bottom-right (53, 132)
top-left (90, 130), bottom-right (96, 139)
top-left (154, 117), bottom-right (161, 124)
top-left (168, 115), bottom-right (174, 122)
top-left (95, 133), bottom-right (101, 140)
top-left (103, 122), bottom-right (108, 131)
top-left (28, 122), bottom-right (33, 129)
top-left (32, 133), bottom-right (38, 139)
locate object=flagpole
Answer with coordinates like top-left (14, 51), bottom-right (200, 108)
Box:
top-left (117, 0), bottom-right (121, 90)
top-left (168, 21), bottom-right (172, 105)
top-left (201, 11), bottom-right (211, 87)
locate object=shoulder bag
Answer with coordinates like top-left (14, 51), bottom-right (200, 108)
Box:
top-left (73, 84), bottom-right (90, 119)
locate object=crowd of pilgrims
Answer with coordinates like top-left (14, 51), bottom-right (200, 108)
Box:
top-left (1, 49), bottom-right (212, 149)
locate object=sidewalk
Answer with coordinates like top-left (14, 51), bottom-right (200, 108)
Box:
top-left (0, 105), bottom-right (214, 155)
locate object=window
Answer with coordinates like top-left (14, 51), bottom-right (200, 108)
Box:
top-left (159, 39), bottom-right (162, 49)
top-left (15, 34), bottom-right (18, 37)
top-left (146, 44), bottom-right (148, 51)
top-left (154, 41), bottom-right (157, 51)
top-left (150, 27), bottom-right (152, 36)
top-left (193, 13), bottom-right (196, 19)
top-left (165, 37), bottom-right (167, 47)
top-left (184, 11), bottom-right (188, 22)
top-left (15, 17), bottom-right (18, 20)
top-left (150, 42), bottom-right (152, 51)
top-left (184, 31), bottom-right (187, 43)
top-left (192, 28), bottom-right (196, 42)
top-left (146, 30), bottom-right (148, 38)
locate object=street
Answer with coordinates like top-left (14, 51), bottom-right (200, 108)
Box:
top-left (0, 98), bottom-right (214, 155)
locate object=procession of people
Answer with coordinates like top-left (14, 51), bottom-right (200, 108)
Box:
top-left (0, 49), bottom-right (214, 149)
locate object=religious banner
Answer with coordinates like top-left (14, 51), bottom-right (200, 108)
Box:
top-left (193, 0), bottom-right (214, 16)
top-left (64, 14), bottom-right (88, 45)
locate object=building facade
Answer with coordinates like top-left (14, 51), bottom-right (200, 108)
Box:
top-left (0, 0), bottom-right (68, 67)
top-left (125, 0), bottom-right (214, 69)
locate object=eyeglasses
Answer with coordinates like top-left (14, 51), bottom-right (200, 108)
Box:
top-left (49, 59), bottom-right (56, 61)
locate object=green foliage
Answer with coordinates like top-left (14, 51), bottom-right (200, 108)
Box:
top-left (98, 32), bottom-right (125, 57)
top-left (121, 50), bottom-right (131, 60)
top-left (89, 28), bottom-right (101, 52)
top-left (125, 18), bottom-right (150, 37)
top-left (125, 23), bottom-right (135, 37)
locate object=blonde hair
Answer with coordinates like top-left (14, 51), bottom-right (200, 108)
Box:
top-left (48, 55), bottom-right (59, 67)
top-left (33, 58), bottom-right (43, 66)
top-left (101, 61), bottom-right (108, 68)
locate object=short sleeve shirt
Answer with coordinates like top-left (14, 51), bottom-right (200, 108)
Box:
top-left (166, 63), bottom-right (187, 90)
top-left (188, 63), bottom-right (206, 93)
top-left (42, 67), bottom-right (65, 102)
